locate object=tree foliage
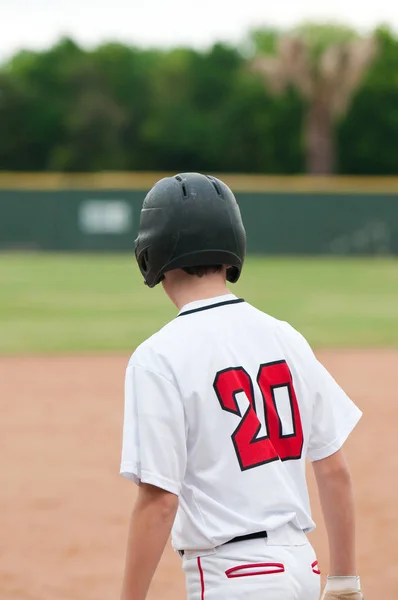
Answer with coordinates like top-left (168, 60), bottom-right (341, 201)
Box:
top-left (0, 24), bottom-right (397, 174)
top-left (251, 24), bottom-right (378, 173)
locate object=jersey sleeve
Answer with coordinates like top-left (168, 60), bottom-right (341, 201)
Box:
top-left (120, 363), bottom-right (187, 495)
top-left (306, 360), bottom-right (362, 462)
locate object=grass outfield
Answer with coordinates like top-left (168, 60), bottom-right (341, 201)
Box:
top-left (0, 253), bottom-right (397, 355)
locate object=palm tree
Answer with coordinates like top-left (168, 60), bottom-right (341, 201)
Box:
top-left (251, 26), bottom-right (377, 174)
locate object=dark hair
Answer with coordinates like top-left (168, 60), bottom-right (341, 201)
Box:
top-left (183, 265), bottom-right (223, 277)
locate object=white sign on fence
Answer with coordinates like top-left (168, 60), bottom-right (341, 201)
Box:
top-left (78, 200), bottom-right (132, 234)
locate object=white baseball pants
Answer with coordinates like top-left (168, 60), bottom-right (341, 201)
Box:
top-left (182, 523), bottom-right (321, 600)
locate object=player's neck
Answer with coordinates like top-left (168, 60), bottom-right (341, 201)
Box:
top-left (162, 271), bottom-right (231, 311)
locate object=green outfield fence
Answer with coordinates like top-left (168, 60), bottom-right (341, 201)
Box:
top-left (1, 173), bottom-right (398, 254)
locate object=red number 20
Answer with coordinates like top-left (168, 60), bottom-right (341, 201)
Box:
top-left (213, 360), bottom-right (303, 471)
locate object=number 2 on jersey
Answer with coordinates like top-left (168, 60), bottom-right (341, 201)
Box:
top-left (213, 360), bottom-right (303, 470)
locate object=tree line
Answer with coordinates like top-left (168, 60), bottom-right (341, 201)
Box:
top-left (0, 24), bottom-right (397, 174)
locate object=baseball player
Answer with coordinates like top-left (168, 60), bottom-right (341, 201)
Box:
top-left (120, 173), bottom-right (363, 600)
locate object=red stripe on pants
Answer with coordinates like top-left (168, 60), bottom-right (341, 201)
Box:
top-left (197, 557), bottom-right (205, 600)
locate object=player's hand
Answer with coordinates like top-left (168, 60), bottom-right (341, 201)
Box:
top-left (321, 592), bottom-right (364, 599)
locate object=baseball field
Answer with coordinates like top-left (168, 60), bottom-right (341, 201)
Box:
top-left (1, 253), bottom-right (397, 599)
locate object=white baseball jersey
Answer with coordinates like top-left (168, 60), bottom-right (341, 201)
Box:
top-left (120, 293), bottom-right (362, 551)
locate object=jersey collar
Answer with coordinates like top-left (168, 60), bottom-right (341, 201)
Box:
top-left (178, 294), bottom-right (245, 317)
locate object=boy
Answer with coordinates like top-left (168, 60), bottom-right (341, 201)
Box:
top-left (120, 173), bottom-right (363, 600)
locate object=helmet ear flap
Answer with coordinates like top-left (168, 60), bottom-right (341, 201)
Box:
top-left (137, 246), bottom-right (165, 287)
top-left (226, 265), bottom-right (239, 283)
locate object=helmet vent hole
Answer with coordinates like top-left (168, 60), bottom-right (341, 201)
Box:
top-left (206, 175), bottom-right (222, 196)
top-left (175, 175), bottom-right (188, 198)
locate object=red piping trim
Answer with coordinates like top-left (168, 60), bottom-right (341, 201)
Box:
top-left (225, 562), bottom-right (285, 578)
top-left (197, 557), bottom-right (205, 599)
top-left (312, 560), bottom-right (321, 575)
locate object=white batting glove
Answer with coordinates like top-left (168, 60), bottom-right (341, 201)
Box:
top-left (321, 576), bottom-right (363, 600)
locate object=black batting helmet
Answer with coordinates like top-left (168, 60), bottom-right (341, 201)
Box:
top-left (135, 173), bottom-right (246, 288)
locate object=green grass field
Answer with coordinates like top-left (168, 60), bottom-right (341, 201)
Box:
top-left (0, 253), bottom-right (397, 355)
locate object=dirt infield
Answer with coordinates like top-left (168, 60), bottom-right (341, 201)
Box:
top-left (1, 350), bottom-right (397, 600)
